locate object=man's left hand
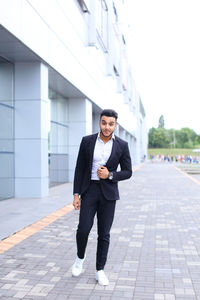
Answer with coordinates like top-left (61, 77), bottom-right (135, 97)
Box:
top-left (97, 166), bottom-right (109, 179)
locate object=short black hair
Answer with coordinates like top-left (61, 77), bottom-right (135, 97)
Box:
top-left (100, 109), bottom-right (118, 120)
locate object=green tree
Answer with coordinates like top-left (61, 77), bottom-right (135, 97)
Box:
top-left (158, 115), bottom-right (165, 128)
top-left (176, 128), bottom-right (197, 148)
top-left (194, 135), bottom-right (200, 146)
top-left (148, 119), bottom-right (199, 149)
top-left (154, 128), bottom-right (170, 148)
top-left (148, 127), bottom-right (157, 148)
top-left (148, 127), bottom-right (170, 148)
top-left (168, 129), bottom-right (176, 148)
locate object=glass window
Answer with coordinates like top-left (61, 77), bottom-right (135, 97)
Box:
top-left (48, 89), bottom-right (68, 186)
top-left (0, 59), bottom-right (13, 105)
top-left (0, 57), bottom-right (14, 200)
top-left (96, 0), bottom-right (109, 52)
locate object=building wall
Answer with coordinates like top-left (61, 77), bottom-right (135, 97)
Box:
top-left (14, 62), bottom-right (49, 197)
top-left (0, 0), bottom-right (147, 199)
top-left (0, 0), bottom-right (137, 131)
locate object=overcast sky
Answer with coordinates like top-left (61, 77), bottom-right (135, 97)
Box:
top-left (125, 0), bottom-right (200, 134)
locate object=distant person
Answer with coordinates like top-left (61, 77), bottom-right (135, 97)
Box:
top-left (71, 109), bottom-right (132, 285)
top-left (150, 154), bottom-right (155, 162)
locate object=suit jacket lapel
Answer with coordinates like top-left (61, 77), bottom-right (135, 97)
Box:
top-left (89, 133), bottom-right (98, 169)
top-left (105, 138), bottom-right (116, 167)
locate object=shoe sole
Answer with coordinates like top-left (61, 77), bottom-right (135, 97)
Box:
top-left (95, 277), bottom-right (109, 286)
top-left (72, 273), bottom-right (81, 277)
top-left (72, 269), bottom-right (83, 277)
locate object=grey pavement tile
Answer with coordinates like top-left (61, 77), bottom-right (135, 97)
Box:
top-left (133, 292), bottom-right (154, 299)
top-left (176, 295), bottom-right (197, 300)
top-left (41, 294), bottom-right (61, 300)
top-left (23, 297), bottom-right (49, 300)
top-left (2, 289), bottom-right (17, 297)
top-left (0, 298), bottom-right (16, 300)
top-left (103, 296), bottom-right (123, 300)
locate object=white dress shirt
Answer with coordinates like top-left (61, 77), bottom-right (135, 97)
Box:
top-left (91, 133), bottom-right (115, 180)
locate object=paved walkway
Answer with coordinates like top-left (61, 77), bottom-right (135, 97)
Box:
top-left (0, 182), bottom-right (73, 240)
top-left (0, 163), bottom-right (200, 300)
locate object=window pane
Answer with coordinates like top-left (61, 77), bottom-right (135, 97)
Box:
top-left (0, 104), bottom-right (14, 152)
top-left (96, 0), bottom-right (108, 51)
top-left (0, 60), bottom-right (13, 106)
top-left (0, 57), bottom-right (14, 200)
top-left (48, 89), bottom-right (68, 186)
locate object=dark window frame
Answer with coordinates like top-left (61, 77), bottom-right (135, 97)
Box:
top-left (77, 0), bottom-right (89, 13)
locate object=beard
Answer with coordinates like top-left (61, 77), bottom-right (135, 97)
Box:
top-left (100, 129), bottom-right (114, 138)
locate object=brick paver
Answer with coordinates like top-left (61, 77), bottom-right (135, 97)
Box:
top-left (0, 163), bottom-right (200, 299)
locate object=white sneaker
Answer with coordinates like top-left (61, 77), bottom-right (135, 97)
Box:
top-left (72, 256), bottom-right (85, 277)
top-left (96, 270), bottom-right (109, 286)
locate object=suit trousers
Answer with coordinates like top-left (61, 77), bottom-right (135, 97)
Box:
top-left (76, 181), bottom-right (116, 270)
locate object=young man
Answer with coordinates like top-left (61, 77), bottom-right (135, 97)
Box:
top-left (72, 109), bottom-right (132, 285)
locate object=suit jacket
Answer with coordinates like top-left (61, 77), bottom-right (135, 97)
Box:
top-left (73, 133), bottom-right (132, 200)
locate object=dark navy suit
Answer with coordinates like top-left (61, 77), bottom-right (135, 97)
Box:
top-left (73, 133), bottom-right (132, 270)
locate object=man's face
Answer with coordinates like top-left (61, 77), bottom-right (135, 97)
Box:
top-left (99, 115), bottom-right (117, 138)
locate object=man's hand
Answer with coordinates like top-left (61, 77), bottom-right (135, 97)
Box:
top-left (97, 166), bottom-right (109, 179)
top-left (73, 194), bottom-right (81, 210)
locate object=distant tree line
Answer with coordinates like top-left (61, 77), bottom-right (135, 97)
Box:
top-left (148, 115), bottom-right (200, 149)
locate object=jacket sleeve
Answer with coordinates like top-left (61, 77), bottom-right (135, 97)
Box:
top-left (73, 137), bottom-right (86, 194)
top-left (112, 142), bottom-right (132, 182)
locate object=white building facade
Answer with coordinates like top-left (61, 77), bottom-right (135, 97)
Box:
top-left (0, 0), bottom-right (147, 200)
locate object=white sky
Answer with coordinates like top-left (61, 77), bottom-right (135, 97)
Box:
top-left (125, 0), bottom-right (200, 134)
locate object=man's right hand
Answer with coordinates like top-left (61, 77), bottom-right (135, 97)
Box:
top-left (73, 194), bottom-right (81, 210)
